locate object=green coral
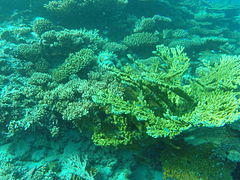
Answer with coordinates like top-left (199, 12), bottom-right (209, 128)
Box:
top-left (133, 15), bottom-right (172, 33)
top-left (196, 55), bottom-right (240, 90)
top-left (32, 18), bottom-right (56, 36)
top-left (41, 29), bottom-right (105, 58)
top-left (160, 144), bottom-right (234, 180)
top-left (103, 42), bottom-right (128, 55)
top-left (0, 26), bottom-right (32, 43)
top-left (44, 0), bottom-right (127, 22)
top-left (15, 43), bottom-right (42, 62)
top-left (44, 0), bottom-right (78, 15)
top-left (52, 48), bottom-right (96, 82)
top-left (122, 32), bottom-right (160, 49)
top-left (92, 115), bottom-right (143, 147)
top-left (92, 45), bottom-right (240, 144)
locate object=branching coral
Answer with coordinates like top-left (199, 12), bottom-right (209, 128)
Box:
top-left (122, 32), bottom-right (160, 50)
top-left (44, 0), bottom-right (127, 28)
top-left (41, 29), bottom-right (105, 59)
top-left (32, 18), bottom-right (56, 36)
top-left (0, 72), bottom-right (59, 137)
top-left (196, 55), bottom-right (240, 90)
top-left (60, 154), bottom-right (94, 180)
top-left (92, 44), bottom-right (240, 145)
top-left (15, 43), bottom-right (42, 62)
top-left (133, 15), bottom-right (172, 33)
top-left (52, 48), bottom-right (96, 82)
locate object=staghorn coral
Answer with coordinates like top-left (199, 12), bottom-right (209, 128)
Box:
top-left (92, 45), bottom-right (240, 145)
top-left (195, 54), bottom-right (240, 90)
top-left (91, 114), bottom-right (144, 147)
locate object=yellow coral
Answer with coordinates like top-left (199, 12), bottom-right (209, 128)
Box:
top-left (92, 45), bottom-right (240, 145)
top-left (160, 144), bottom-right (234, 180)
top-left (197, 55), bottom-right (240, 90)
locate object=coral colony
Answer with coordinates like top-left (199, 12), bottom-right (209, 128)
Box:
top-left (0, 0), bottom-right (240, 179)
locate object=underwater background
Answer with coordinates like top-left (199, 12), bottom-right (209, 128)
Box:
top-left (0, 0), bottom-right (240, 179)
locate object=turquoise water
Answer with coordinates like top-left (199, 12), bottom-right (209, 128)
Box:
top-left (0, 0), bottom-right (240, 179)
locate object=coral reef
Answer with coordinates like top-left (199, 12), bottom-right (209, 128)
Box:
top-left (0, 0), bottom-right (240, 179)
